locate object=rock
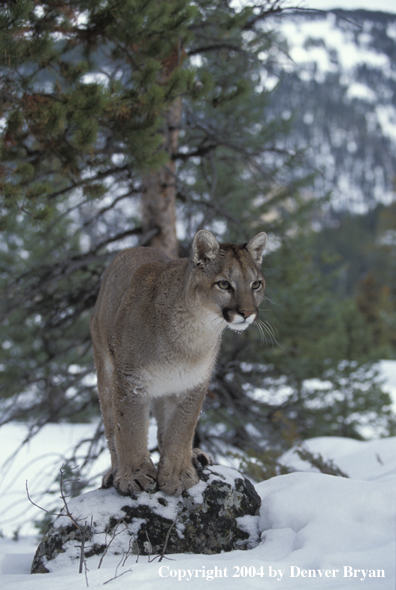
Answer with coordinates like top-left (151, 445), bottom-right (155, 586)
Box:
top-left (31, 465), bottom-right (261, 574)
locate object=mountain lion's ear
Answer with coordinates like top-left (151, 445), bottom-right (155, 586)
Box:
top-left (192, 230), bottom-right (220, 268)
top-left (246, 232), bottom-right (267, 266)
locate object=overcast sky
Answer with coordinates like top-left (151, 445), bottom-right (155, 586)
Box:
top-left (300, 0), bottom-right (396, 13)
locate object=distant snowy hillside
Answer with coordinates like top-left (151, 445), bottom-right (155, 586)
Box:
top-left (268, 9), bottom-right (396, 211)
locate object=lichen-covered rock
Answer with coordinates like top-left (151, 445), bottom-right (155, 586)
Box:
top-left (31, 465), bottom-right (261, 573)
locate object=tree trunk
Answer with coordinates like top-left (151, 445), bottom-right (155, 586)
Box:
top-left (141, 95), bottom-right (182, 259)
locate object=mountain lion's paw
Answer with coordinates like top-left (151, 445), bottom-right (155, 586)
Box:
top-left (192, 447), bottom-right (214, 467)
top-left (101, 468), bottom-right (116, 489)
top-left (113, 461), bottom-right (157, 495)
top-left (158, 463), bottom-right (199, 496)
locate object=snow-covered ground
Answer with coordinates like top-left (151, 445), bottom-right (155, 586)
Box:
top-left (1, 433), bottom-right (395, 589)
top-left (1, 361), bottom-right (395, 589)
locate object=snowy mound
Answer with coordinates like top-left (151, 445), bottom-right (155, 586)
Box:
top-left (1, 428), bottom-right (395, 588)
top-left (31, 465), bottom-right (261, 573)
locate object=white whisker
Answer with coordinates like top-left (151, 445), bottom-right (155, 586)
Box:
top-left (255, 317), bottom-right (283, 349)
top-left (261, 294), bottom-right (279, 306)
top-left (255, 320), bottom-right (266, 345)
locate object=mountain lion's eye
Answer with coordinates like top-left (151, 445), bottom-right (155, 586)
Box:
top-left (217, 280), bottom-right (231, 290)
top-left (251, 280), bottom-right (261, 290)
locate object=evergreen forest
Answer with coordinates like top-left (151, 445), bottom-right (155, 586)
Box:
top-left (1, 0), bottom-right (395, 495)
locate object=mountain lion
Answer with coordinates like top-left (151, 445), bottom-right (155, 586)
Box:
top-left (90, 230), bottom-right (267, 496)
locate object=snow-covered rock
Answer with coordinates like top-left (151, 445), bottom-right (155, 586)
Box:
top-left (31, 465), bottom-right (261, 573)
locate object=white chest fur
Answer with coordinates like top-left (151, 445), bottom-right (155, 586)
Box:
top-left (141, 358), bottom-right (213, 398)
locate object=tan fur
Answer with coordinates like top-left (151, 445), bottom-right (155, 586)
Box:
top-left (90, 230), bottom-right (267, 496)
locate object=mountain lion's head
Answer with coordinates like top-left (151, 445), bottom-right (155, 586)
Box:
top-left (188, 230), bottom-right (267, 332)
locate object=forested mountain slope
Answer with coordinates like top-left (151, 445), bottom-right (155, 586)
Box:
top-left (270, 9), bottom-right (396, 211)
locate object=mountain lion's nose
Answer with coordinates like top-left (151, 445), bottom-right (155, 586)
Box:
top-left (239, 310), bottom-right (255, 319)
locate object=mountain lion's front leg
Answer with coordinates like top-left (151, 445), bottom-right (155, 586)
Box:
top-left (153, 388), bottom-right (207, 496)
top-left (111, 373), bottom-right (157, 495)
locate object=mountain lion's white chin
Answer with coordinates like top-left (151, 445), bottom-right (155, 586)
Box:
top-left (228, 320), bottom-right (251, 332)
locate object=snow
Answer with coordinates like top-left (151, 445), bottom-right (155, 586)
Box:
top-left (302, 0), bottom-right (396, 13)
top-left (346, 82), bottom-right (378, 103)
top-left (1, 433), bottom-right (395, 588)
top-left (239, 0), bottom-right (396, 14)
top-left (280, 13), bottom-right (391, 81)
top-left (273, 4), bottom-right (396, 208)
top-left (1, 363), bottom-right (396, 588)
top-left (376, 105), bottom-right (396, 144)
top-left (281, 435), bottom-right (396, 481)
top-left (277, 4), bottom-right (396, 160)
top-left (1, 450), bottom-right (395, 588)
top-left (0, 422), bottom-right (108, 539)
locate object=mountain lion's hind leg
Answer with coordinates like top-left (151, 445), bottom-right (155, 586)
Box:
top-left (192, 447), bottom-right (214, 468)
top-left (92, 347), bottom-right (119, 489)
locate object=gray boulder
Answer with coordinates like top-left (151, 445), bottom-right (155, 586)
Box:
top-left (31, 465), bottom-right (261, 573)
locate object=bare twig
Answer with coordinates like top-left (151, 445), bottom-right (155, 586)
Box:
top-left (83, 559), bottom-right (90, 587)
top-left (158, 519), bottom-right (177, 562)
top-left (59, 465), bottom-right (84, 529)
top-left (25, 480), bottom-right (64, 517)
top-left (98, 521), bottom-right (128, 569)
top-left (122, 536), bottom-right (136, 567)
top-left (103, 568), bottom-right (134, 585)
top-left (103, 535), bottom-right (135, 585)
top-left (27, 464), bottom-right (90, 584)
top-left (59, 464), bottom-right (90, 579)
top-left (144, 529), bottom-right (153, 562)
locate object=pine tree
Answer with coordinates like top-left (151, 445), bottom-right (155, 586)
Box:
top-left (0, 0), bottom-right (197, 434)
top-left (1, 0), bottom-right (292, 430)
top-left (0, 0), bottom-right (196, 223)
